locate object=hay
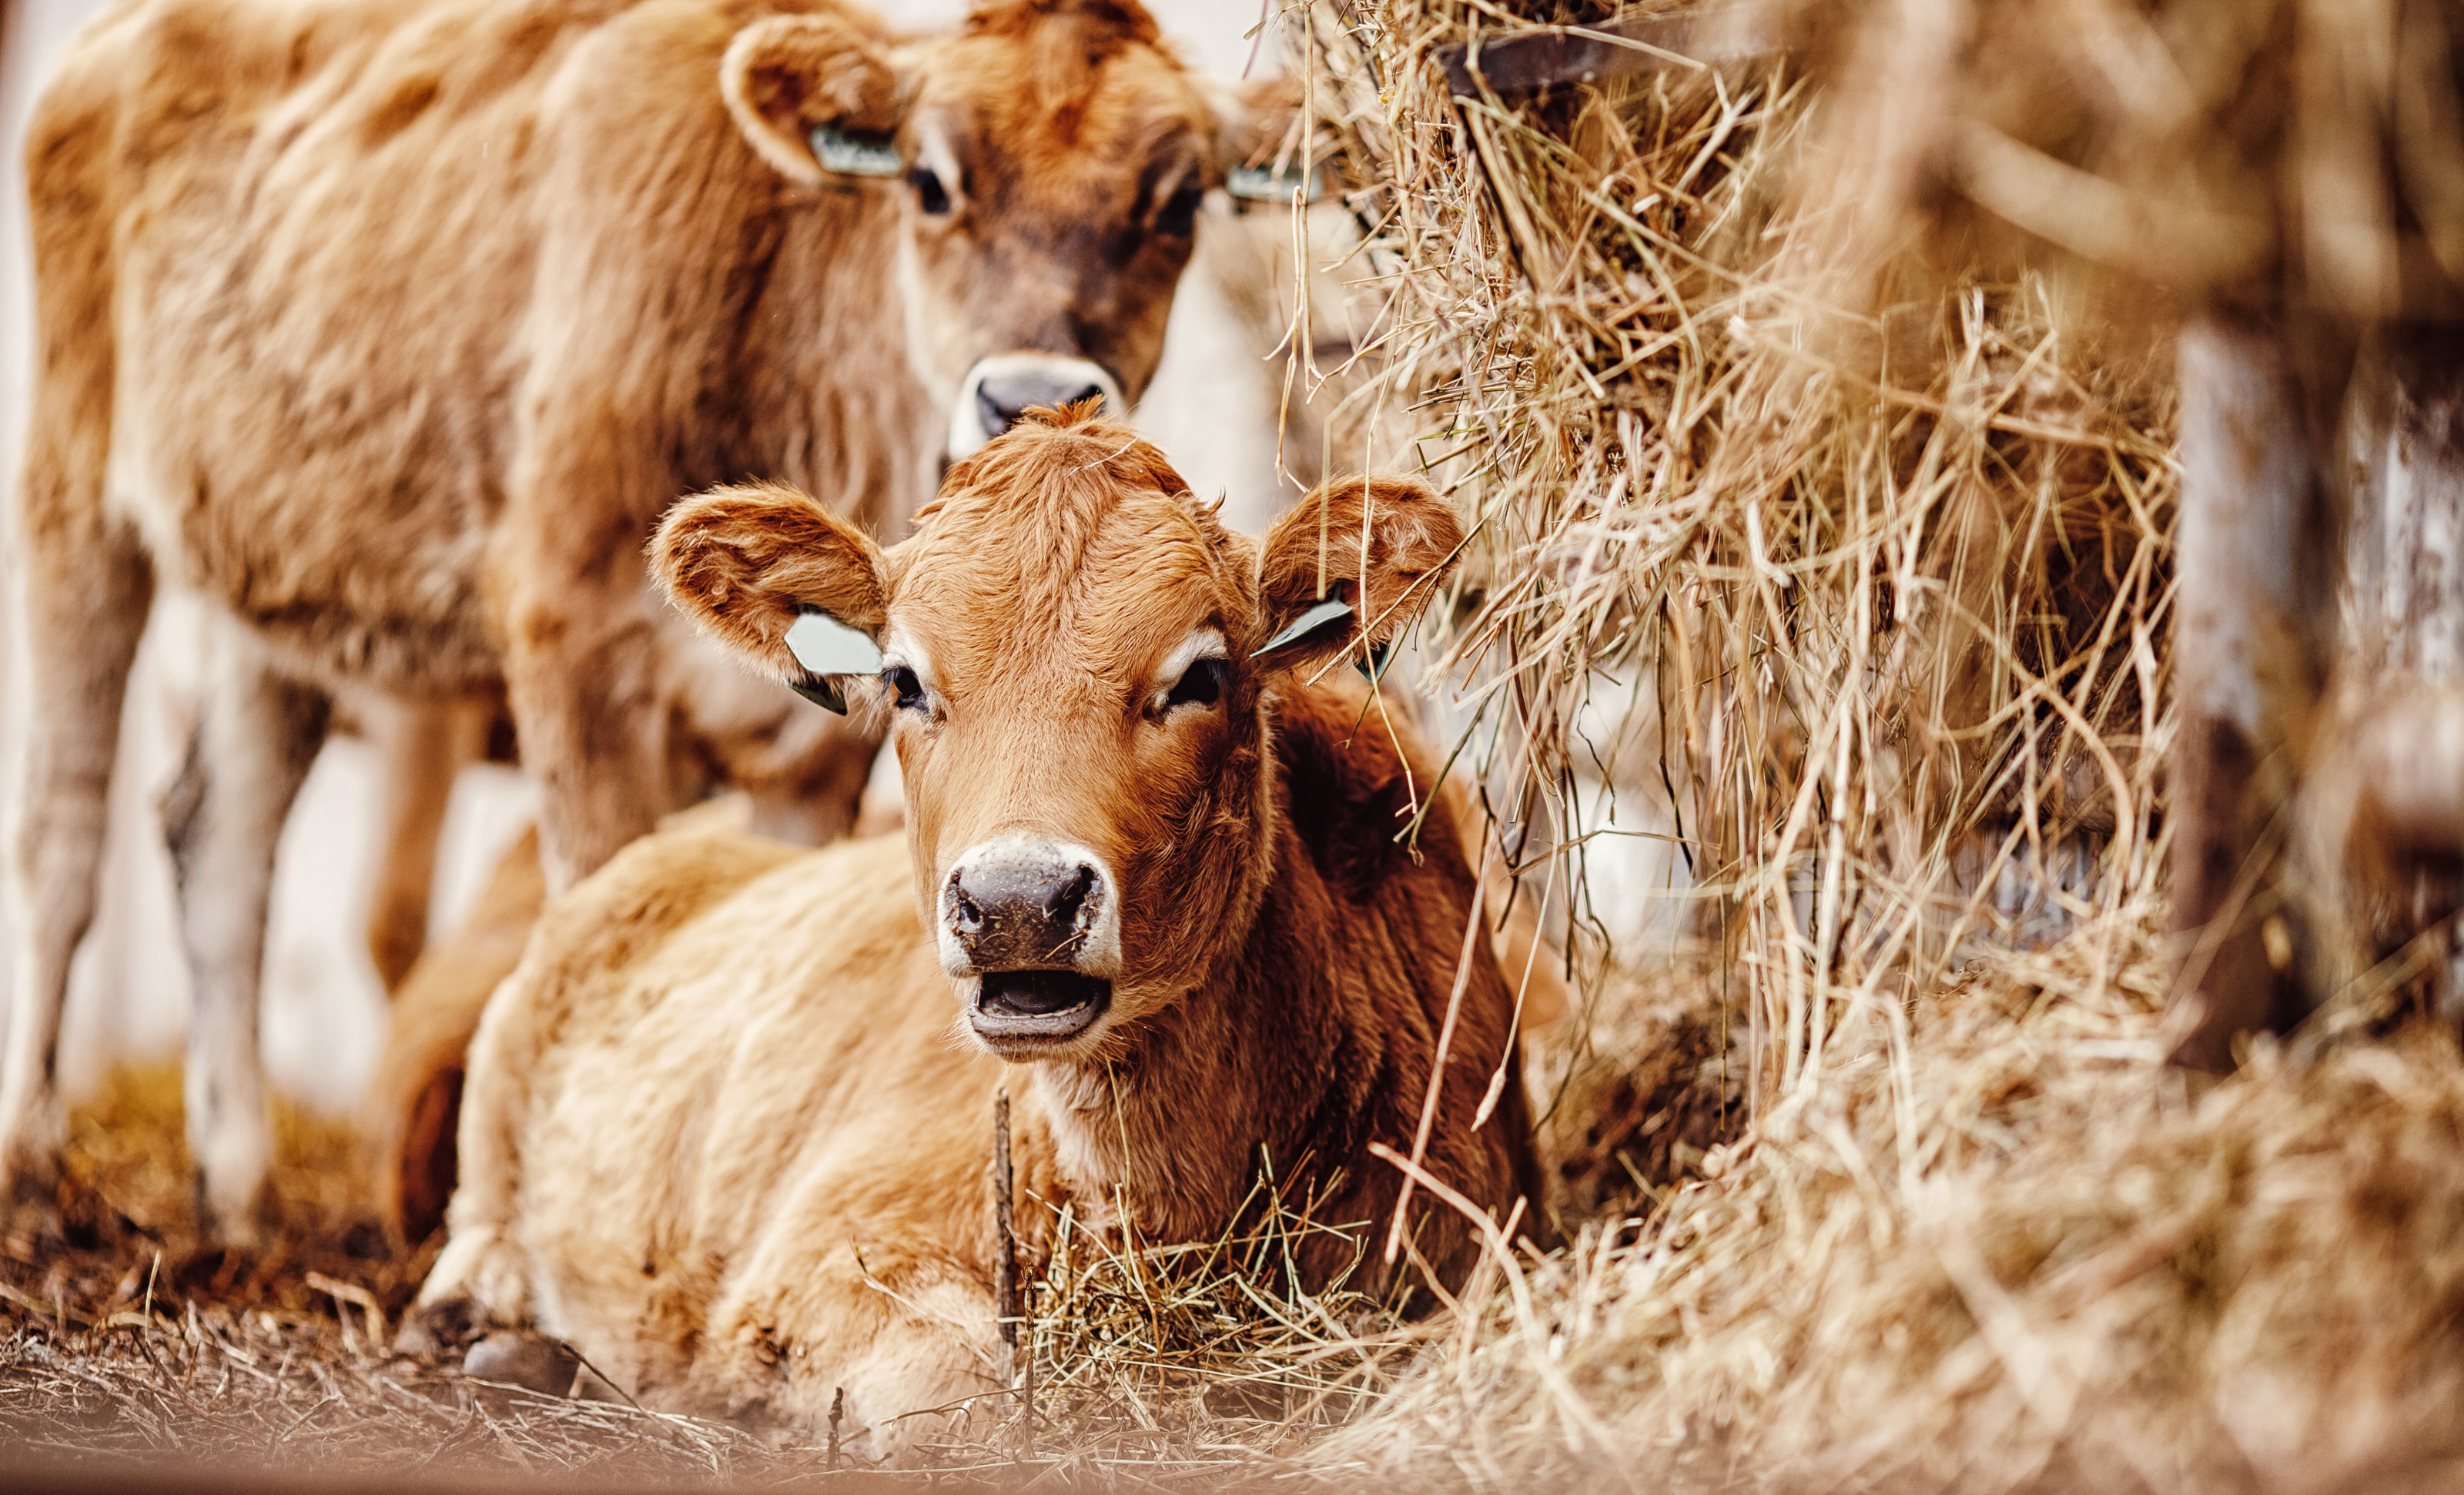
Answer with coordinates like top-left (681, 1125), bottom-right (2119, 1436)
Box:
top-left (906, 1178), bottom-right (1410, 1481)
top-left (1303, 905), bottom-right (2464, 1490)
top-left (1248, 0), bottom-right (2464, 1486)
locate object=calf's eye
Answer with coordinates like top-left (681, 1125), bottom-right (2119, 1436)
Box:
top-left (909, 166), bottom-right (952, 216)
top-left (1163, 657), bottom-right (1227, 711)
top-left (1155, 182), bottom-right (1203, 239)
top-left (884, 664), bottom-right (927, 711)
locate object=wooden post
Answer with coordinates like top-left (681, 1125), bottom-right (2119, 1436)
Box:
top-left (2167, 316), bottom-right (2334, 1069)
top-left (991, 1088), bottom-right (1016, 1389)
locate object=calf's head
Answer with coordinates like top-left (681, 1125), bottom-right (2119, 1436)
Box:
top-left (653, 406), bottom-right (1461, 1059)
top-left (721, 0), bottom-right (1299, 459)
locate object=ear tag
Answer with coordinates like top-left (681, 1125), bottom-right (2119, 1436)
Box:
top-left (812, 125), bottom-right (904, 178)
top-left (787, 610), bottom-right (885, 675)
top-left (785, 611), bottom-right (884, 714)
top-left (1228, 162), bottom-right (1322, 204)
top-left (1254, 595), bottom-right (1353, 658)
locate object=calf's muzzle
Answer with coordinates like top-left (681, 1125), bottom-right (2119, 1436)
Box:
top-left (939, 834), bottom-right (1122, 1048)
top-left (948, 356), bottom-right (1124, 459)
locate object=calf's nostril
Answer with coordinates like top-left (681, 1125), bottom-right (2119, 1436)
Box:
top-left (1045, 864), bottom-right (1096, 925)
top-left (974, 386), bottom-right (1010, 438)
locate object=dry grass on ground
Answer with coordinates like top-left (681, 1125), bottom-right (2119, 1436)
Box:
top-left (0, 1069), bottom-right (827, 1483)
top-left (0, 1069), bottom-right (1426, 1487)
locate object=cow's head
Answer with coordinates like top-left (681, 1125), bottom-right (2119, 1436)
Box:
top-left (721, 0), bottom-right (1298, 460)
top-left (653, 406), bottom-right (1461, 1060)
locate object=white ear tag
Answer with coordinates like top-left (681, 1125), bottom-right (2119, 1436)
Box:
top-left (786, 610), bottom-right (885, 676)
top-left (1228, 162), bottom-right (1321, 203)
top-left (1254, 595), bottom-right (1354, 657)
top-left (812, 126), bottom-right (904, 178)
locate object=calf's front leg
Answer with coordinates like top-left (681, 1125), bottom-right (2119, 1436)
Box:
top-left (697, 1251), bottom-right (1007, 1463)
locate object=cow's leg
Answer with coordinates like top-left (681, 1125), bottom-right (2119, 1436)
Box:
top-left (2, 156), bottom-right (152, 1229)
top-left (499, 577), bottom-right (667, 893)
top-left (704, 1261), bottom-right (1000, 1461)
top-left (2166, 318), bottom-right (2334, 1071)
top-left (399, 934), bottom-right (553, 1352)
top-left (160, 630), bottom-right (329, 1243)
top-left (365, 697), bottom-right (488, 992)
top-left (0, 527), bottom-right (151, 1230)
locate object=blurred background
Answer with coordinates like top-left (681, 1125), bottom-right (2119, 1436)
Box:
top-left (0, 0), bottom-right (1317, 1116)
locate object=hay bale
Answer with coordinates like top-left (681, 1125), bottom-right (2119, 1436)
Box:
top-left (1304, 0), bottom-right (2171, 1101)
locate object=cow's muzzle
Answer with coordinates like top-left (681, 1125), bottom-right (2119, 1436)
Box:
top-left (939, 835), bottom-right (1123, 1050)
top-left (946, 356), bottom-right (1125, 460)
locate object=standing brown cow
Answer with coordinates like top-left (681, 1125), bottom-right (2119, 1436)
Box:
top-left (403, 409), bottom-right (1541, 1455)
top-left (5, 0), bottom-right (1290, 1240)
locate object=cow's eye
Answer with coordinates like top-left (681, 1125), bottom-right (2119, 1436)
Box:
top-left (909, 166), bottom-right (952, 217)
top-left (1155, 182), bottom-right (1203, 239)
top-left (1163, 657), bottom-right (1227, 711)
top-left (884, 664), bottom-right (927, 711)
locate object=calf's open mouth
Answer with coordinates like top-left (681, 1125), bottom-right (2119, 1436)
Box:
top-left (970, 969), bottom-right (1112, 1043)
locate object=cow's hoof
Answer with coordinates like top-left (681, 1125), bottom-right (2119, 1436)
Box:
top-left (464, 1329), bottom-right (582, 1396)
top-left (191, 1171), bottom-right (272, 1252)
top-left (394, 1294), bottom-right (477, 1357)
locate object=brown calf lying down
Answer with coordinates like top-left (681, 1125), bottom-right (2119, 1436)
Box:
top-left (406, 410), bottom-right (1542, 1453)
top-left (366, 771), bottom-right (1566, 1246)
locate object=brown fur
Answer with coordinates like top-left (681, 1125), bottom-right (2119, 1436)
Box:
top-left (409, 413), bottom-right (1541, 1454)
top-left (6, 0), bottom-right (1284, 1237)
top-left (366, 824), bottom-right (548, 1240)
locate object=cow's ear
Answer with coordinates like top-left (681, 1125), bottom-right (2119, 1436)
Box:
top-left (1251, 476), bottom-right (1462, 678)
top-left (652, 483), bottom-right (890, 696)
top-left (1207, 74), bottom-right (1316, 202)
top-left (720, 13), bottom-right (902, 188)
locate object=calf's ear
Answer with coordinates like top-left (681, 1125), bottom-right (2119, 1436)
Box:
top-left (1252, 476), bottom-right (1463, 677)
top-left (652, 483), bottom-right (891, 706)
top-left (720, 12), bottom-right (902, 188)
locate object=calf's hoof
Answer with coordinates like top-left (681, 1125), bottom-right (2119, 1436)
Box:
top-left (464, 1329), bottom-right (583, 1396)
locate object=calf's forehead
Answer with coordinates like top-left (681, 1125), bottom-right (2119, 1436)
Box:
top-left (891, 487), bottom-right (1249, 686)
top-left (913, 34), bottom-right (1208, 189)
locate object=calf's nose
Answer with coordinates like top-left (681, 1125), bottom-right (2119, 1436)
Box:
top-left (947, 355), bottom-right (1127, 460)
top-left (949, 858), bottom-right (1099, 967)
top-left (941, 836), bottom-right (1119, 975)
top-left (976, 370), bottom-right (1107, 438)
